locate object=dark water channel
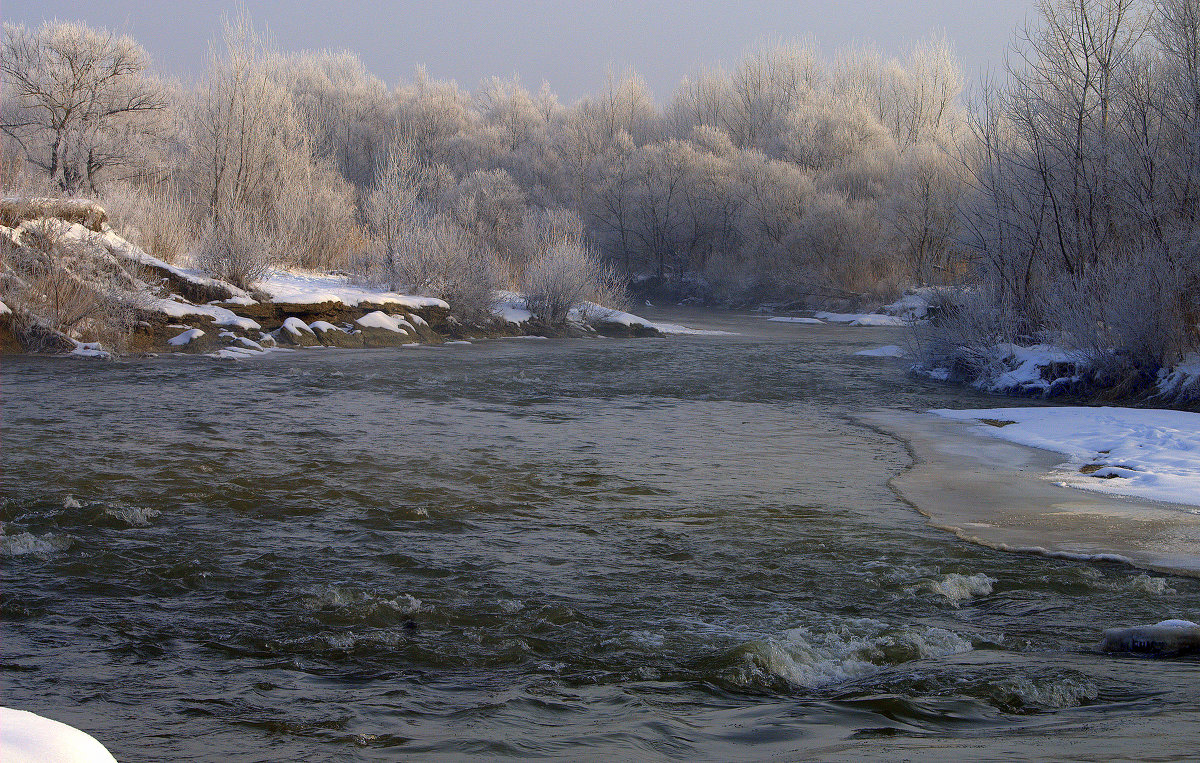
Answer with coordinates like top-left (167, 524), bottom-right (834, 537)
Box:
top-left (3, 310), bottom-right (1198, 761)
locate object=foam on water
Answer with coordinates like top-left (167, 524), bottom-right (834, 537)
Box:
top-left (0, 531), bottom-right (72, 557)
top-left (727, 619), bottom-right (975, 690)
top-left (991, 675), bottom-right (1100, 712)
top-left (924, 572), bottom-right (997, 605)
top-left (104, 506), bottom-right (162, 526)
top-left (299, 586), bottom-right (422, 618)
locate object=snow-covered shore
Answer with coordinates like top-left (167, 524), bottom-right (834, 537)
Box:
top-left (864, 408), bottom-right (1200, 576)
top-left (933, 407), bottom-right (1200, 508)
top-left (1, 212), bottom-right (717, 358)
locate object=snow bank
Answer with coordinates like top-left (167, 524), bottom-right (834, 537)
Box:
top-left (0, 707), bottom-right (117, 763)
top-left (914, 343), bottom-right (1091, 396)
top-left (150, 298), bottom-right (261, 331)
top-left (490, 291), bottom-right (732, 335)
top-left (167, 328), bottom-right (205, 346)
top-left (1157, 353), bottom-right (1200, 403)
top-left (92, 227), bottom-right (253, 302)
top-left (356, 311), bottom-right (414, 334)
top-left (492, 293), bottom-right (533, 324)
top-left (280, 317), bottom-right (314, 336)
top-left (575, 303), bottom-right (735, 336)
top-left (308, 320), bottom-right (342, 333)
top-left (883, 287), bottom-right (941, 322)
top-left (814, 311), bottom-right (908, 327)
top-left (255, 270), bottom-right (448, 310)
top-left (932, 407), bottom-right (1200, 507)
top-left (68, 340), bottom-right (110, 358)
top-left (855, 345), bottom-right (906, 358)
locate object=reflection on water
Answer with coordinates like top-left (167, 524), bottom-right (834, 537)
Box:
top-left (2, 310), bottom-right (1197, 761)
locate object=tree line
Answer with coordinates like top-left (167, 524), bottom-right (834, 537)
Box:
top-left (2, 1), bottom-right (1197, 374)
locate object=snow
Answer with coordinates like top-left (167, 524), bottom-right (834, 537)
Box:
top-left (281, 317), bottom-right (314, 336)
top-left (855, 344), bottom-right (907, 358)
top-left (308, 320), bottom-right (342, 333)
top-left (356, 311), bottom-right (413, 333)
top-left (932, 407), bottom-right (1200, 508)
top-left (883, 288), bottom-right (940, 322)
top-left (0, 300), bottom-right (10, 316)
top-left (67, 340), bottom-right (111, 358)
top-left (495, 304), bottom-right (534, 324)
top-left (167, 328), bottom-right (205, 346)
top-left (1158, 353), bottom-right (1200, 401)
top-left (814, 311), bottom-right (908, 327)
top-left (255, 270), bottom-right (448, 310)
top-left (76, 224), bottom-right (254, 302)
top-left (576, 303), bottom-right (736, 336)
top-left (149, 298), bottom-right (261, 331)
top-left (206, 345), bottom-right (293, 360)
top-left (768, 316), bottom-right (825, 324)
top-left (647, 321), bottom-right (736, 336)
top-left (989, 344), bottom-right (1087, 393)
top-left (0, 707), bottom-right (117, 763)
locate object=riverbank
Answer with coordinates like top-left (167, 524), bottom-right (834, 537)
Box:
top-left (862, 408), bottom-right (1200, 577)
top-left (0, 206), bottom-right (703, 359)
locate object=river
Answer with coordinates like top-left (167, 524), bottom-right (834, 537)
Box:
top-left (3, 310), bottom-right (1197, 761)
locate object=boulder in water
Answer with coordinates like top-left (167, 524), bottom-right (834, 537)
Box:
top-left (1101, 620), bottom-right (1200, 656)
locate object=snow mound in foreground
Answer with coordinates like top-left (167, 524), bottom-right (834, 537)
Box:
top-left (0, 707), bottom-right (117, 763)
top-left (932, 407), bottom-right (1200, 507)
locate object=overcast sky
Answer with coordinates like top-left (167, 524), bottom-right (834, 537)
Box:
top-left (4, 0), bottom-right (1033, 102)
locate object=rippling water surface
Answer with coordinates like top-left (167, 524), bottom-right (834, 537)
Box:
top-left (3, 311), bottom-right (1198, 761)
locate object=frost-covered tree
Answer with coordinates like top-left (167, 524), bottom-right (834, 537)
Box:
top-left (1, 21), bottom-right (167, 194)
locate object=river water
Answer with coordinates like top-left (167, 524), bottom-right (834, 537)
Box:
top-left (3, 311), bottom-right (1198, 761)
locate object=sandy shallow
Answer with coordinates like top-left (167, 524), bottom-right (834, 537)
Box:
top-left (861, 410), bottom-right (1200, 577)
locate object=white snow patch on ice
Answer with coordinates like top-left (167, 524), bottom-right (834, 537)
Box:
top-left (814, 311), bottom-right (908, 327)
top-left (167, 328), bottom-right (205, 346)
top-left (578, 303), bottom-right (736, 336)
top-left (855, 344), bottom-right (907, 358)
top-left (932, 407), bottom-right (1200, 508)
top-left (0, 707), bottom-right (117, 763)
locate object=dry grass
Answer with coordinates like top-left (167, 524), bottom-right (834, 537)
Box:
top-left (0, 198), bottom-right (107, 232)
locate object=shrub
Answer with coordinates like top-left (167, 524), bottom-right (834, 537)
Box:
top-left (523, 237), bottom-right (626, 323)
top-left (1, 218), bottom-right (148, 351)
top-left (194, 211), bottom-right (277, 290)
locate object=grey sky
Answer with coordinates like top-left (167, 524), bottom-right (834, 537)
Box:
top-left (4, 0), bottom-right (1032, 102)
